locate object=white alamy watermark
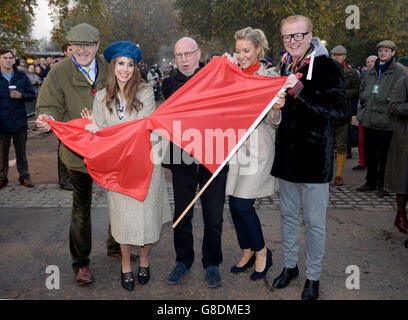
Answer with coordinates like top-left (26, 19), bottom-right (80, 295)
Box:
top-left (345, 265), bottom-right (360, 290)
top-left (346, 5), bottom-right (360, 30)
top-left (45, 265), bottom-right (60, 289)
top-left (151, 120), bottom-right (260, 175)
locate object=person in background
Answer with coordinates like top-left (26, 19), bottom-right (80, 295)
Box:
top-left (356, 40), bottom-right (406, 197)
top-left (330, 45), bottom-right (360, 186)
top-left (35, 23), bottom-right (137, 287)
top-left (62, 43), bottom-right (73, 58)
top-left (81, 41), bottom-right (171, 291)
top-left (384, 73), bottom-right (408, 234)
top-left (57, 43), bottom-right (75, 190)
top-left (0, 48), bottom-right (35, 189)
top-left (397, 56), bottom-right (408, 73)
top-left (38, 57), bottom-right (50, 79)
top-left (353, 55), bottom-right (378, 171)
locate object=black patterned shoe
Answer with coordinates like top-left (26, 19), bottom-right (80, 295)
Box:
top-left (137, 266), bottom-right (150, 285)
top-left (121, 269), bottom-right (135, 291)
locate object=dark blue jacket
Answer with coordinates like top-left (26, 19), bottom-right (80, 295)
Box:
top-left (0, 66), bottom-right (35, 133)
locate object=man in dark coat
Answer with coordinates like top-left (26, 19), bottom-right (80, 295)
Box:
top-left (384, 75), bottom-right (408, 233)
top-left (162, 37), bottom-right (227, 288)
top-left (330, 45), bottom-right (360, 186)
top-left (0, 48), bottom-right (35, 189)
top-left (270, 15), bottom-right (346, 300)
top-left (357, 40), bottom-right (406, 197)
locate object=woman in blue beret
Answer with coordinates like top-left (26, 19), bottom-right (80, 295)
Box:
top-left (81, 41), bottom-right (171, 291)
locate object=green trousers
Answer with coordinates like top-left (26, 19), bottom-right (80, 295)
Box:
top-left (68, 169), bottom-right (120, 272)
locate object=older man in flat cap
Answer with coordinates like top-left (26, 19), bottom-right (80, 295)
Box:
top-left (35, 23), bottom-right (137, 286)
top-left (357, 40), bottom-right (406, 198)
top-left (330, 45), bottom-right (360, 186)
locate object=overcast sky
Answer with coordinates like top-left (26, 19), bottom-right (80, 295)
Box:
top-left (32, 0), bottom-right (53, 40)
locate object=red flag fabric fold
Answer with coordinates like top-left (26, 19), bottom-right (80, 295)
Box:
top-left (47, 57), bottom-right (287, 201)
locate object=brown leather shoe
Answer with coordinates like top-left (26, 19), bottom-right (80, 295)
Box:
top-left (107, 249), bottom-right (139, 261)
top-left (333, 176), bottom-right (344, 186)
top-left (0, 181), bottom-right (7, 189)
top-left (394, 211), bottom-right (408, 233)
top-left (75, 266), bottom-right (94, 286)
top-left (20, 177), bottom-right (34, 188)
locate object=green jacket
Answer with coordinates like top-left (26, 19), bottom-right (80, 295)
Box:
top-left (36, 54), bottom-right (108, 173)
top-left (358, 58), bottom-right (406, 130)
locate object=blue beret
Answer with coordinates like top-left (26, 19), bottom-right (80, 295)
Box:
top-left (103, 41), bottom-right (142, 64)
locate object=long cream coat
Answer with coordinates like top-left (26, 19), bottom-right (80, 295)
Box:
top-left (226, 64), bottom-right (280, 199)
top-left (93, 84), bottom-right (171, 245)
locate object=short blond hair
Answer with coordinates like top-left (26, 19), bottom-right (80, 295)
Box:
top-left (234, 27), bottom-right (269, 59)
top-left (280, 15), bottom-right (313, 33)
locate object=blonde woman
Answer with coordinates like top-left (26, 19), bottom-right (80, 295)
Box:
top-left (224, 27), bottom-right (294, 281)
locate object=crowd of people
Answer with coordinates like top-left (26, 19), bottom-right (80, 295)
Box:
top-left (1, 13), bottom-right (407, 300)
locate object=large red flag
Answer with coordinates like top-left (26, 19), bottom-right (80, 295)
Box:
top-left (46, 57), bottom-right (287, 201)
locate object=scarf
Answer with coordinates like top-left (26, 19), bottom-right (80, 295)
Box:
top-left (374, 56), bottom-right (394, 80)
top-left (242, 61), bottom-right (261, 75)
top-left (284, 44), bottom-right (314, 75)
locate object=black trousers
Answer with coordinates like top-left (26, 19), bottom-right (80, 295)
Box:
top-left (67, 169), bottom-right (119, 272)
top-left (0, 131), bottom-right (30, 183)
top-left (171, 169), bottom-right (226, 269)
top-left (363, 127), bottom-right (393, 189)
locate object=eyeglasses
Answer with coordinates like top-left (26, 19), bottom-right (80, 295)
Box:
top-left (174, 48), bottom-right (200, 59)
top-left (281, 32), bottom-right (310, 43)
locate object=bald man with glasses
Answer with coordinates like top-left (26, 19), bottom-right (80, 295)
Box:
top-left (162, 37), bottom-right (227, 288)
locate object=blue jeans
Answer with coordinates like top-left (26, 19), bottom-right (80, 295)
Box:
top-left (229, 196), bottom-right (265, 252)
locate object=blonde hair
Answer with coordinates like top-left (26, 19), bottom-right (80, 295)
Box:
top-left (280, 15), bottom-right (313, 33)
top-left (234, 27), bottom-right (269, 59)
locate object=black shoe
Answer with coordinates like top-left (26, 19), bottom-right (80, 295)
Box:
top-left (272, 265), bottom-right (299, 289)
top-left (250, 249), bottom-right (272, 281)
top-left (230, 253), bottom-right (255, 273)
top-left (0, 180), bottom-right (7, 189)
top-left (121, 269), bottom-right (135, 291)
top-left (301, 279), bottom-right (319, 300)
top-left (352, 165), bottom-right (366, 171)
top-left (60, 182), bottom-right (73, 191)
top-left (137, 266), bottom-right (150, 285)
top-left (356, 184), bottom-right (376, 192)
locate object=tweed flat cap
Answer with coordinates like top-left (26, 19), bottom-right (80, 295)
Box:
top-left (66, 23), bottom-right (99, 44)
top-left (331, 45), bottom-right (347, 55)
top-left (103, 41), bottom-right (142, 64)
top-left (398, 56), bottom-right (408, 67)
top-left (376, 40), bottom-right (396, 50)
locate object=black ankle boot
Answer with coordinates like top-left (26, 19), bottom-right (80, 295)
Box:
top-left (301, 279), bottom-right (319, 300)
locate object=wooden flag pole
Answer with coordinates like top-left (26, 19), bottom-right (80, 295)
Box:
top-left (172, 88), bottom-right (285, 229)
top-left (172, 173), bottom-right (217, 228)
